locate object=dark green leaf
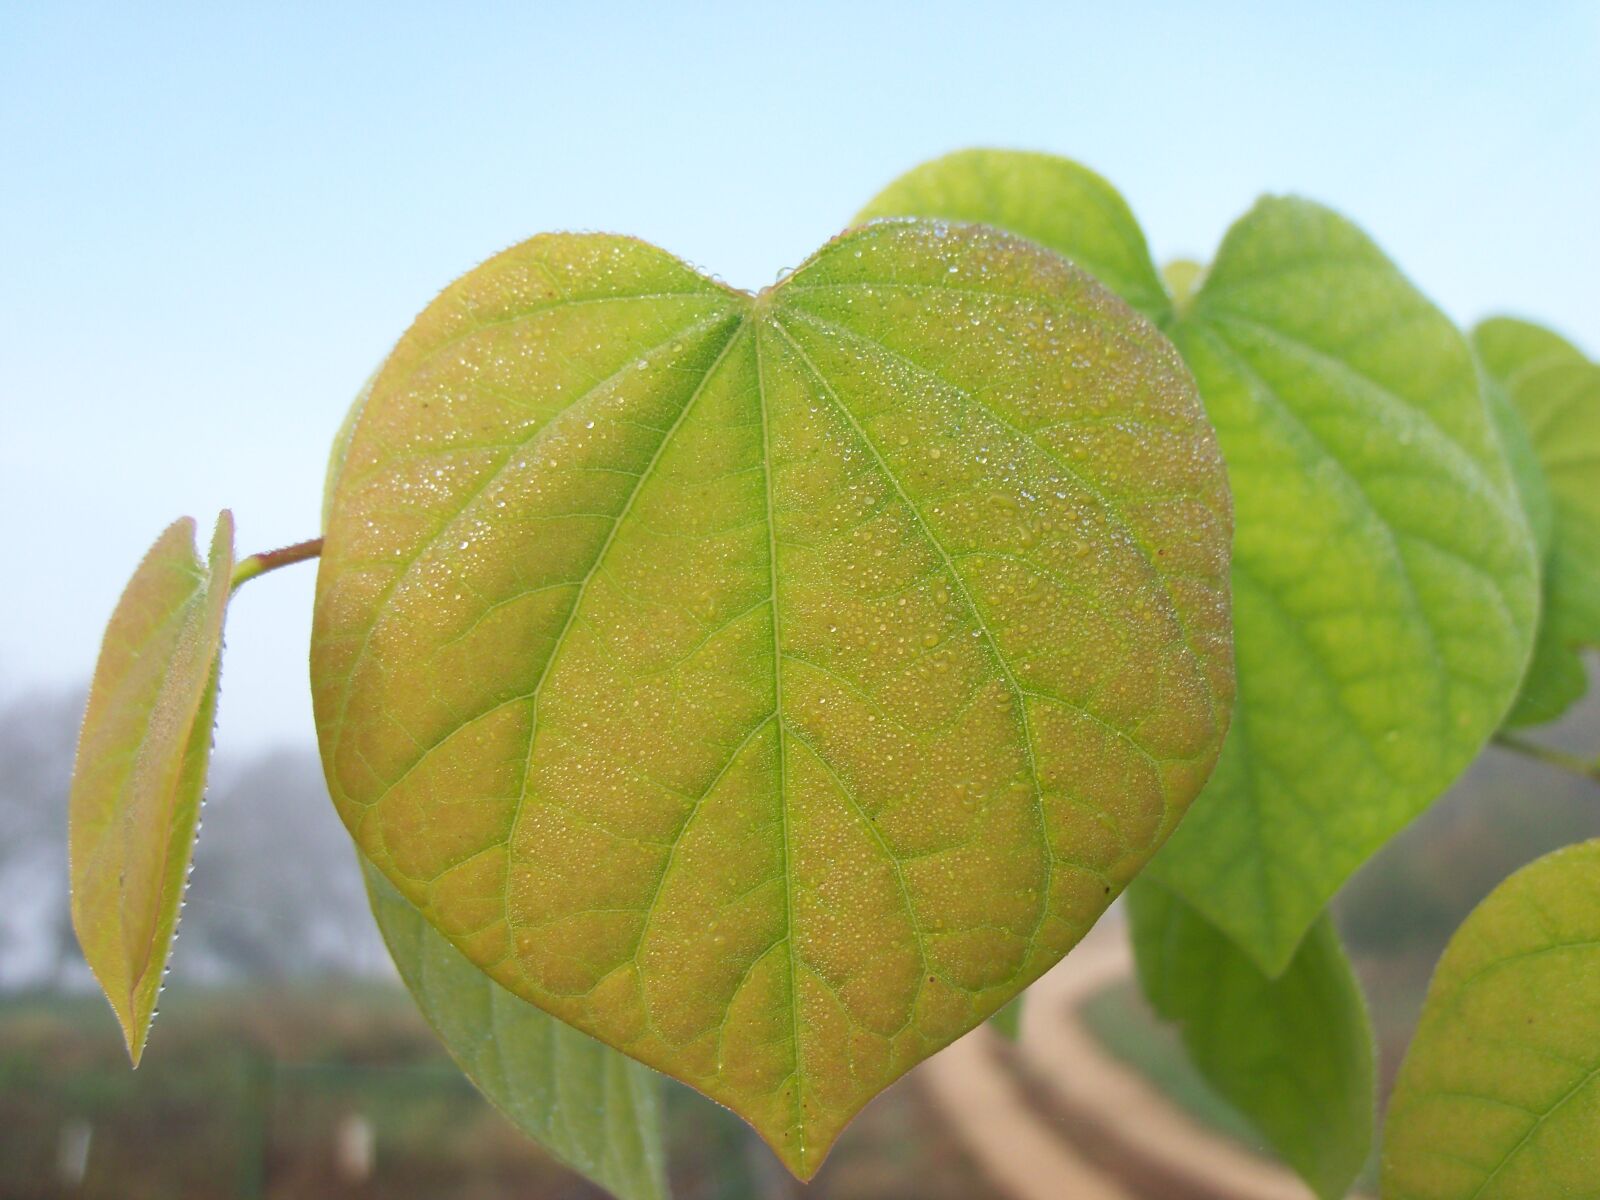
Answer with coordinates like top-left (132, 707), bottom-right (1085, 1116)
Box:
top-left (364, 861), bottom-right (668, 1200)
top-left (1128, 878), bottom-right (1374, 1200)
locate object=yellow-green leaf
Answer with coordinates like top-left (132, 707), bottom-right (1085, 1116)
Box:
top-left (68, 512), bottom-right (234, 1063)
top-left (311, 220), bottom-right (1234, 1176)
top-left (1475, 318), bottom-right (1600, 727)
top-left (1382, 840), bottom-right (1600, 1200)
top-left (323, 368), bottom-right (380, 535)
top-left (1128, 878), bottom-right (1374, 1200)
top-left (363, 859), bottom-right (668, 1200)
top-left (861, 151), bottom-right (1540, 974)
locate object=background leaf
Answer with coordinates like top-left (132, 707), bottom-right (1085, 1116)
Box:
top-left (861, 152), bottom-right (1541, 974)
top-left (68, 512), bottom-right (234, 1062)
top-left (1127, 878), bottom-right (1374, 1200)
top-left (1475, 318), bottom-right (1600, 727)
top-left (1482, 375), bottom-right (1555, 562)
top-left (1153, 198), bottom-right (1540, 971)
top-left (1382, 839), bottom-right (1600, 1200)
top-left (856, 148), bottom-right (1171, 324)
top-left (311, 220), bottom-right (1233, 1175)
top-left (987, 993), bottom-right (1023, 1040)
top-left (363, 859), bottom-right (669, 1200)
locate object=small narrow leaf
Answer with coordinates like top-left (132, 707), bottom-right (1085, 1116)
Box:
top-left (312, 220), bottom-right (1234, 1175)
top-left (861, 152), bottom-right (1541, 974)
top-left (1382, 840), bottom-right (1600, 1200)
top-left (1127, 878), bottom-right (1374, 1200)
top-left (363, 860), bottom-right (668, 1200)
top-left (1475, 318), bottom-right (1600, 727)
top-left (68, 512), bottom-right (234, 1063)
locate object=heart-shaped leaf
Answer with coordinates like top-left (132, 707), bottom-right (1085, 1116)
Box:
top-left (1128, 878), bottom-right (1374, 1200)
top-left (1382, 840), bottom-right (1600, 1199)
top-left (69, 512), bottom-right (234, 1062)
top-left (363, 859), bottom-right (668, 1200)
top-left (311, 220), bottom-right (1234, 1174)
top-left (1475, 318), bottom-right (1600, 728)
top-left (861, 150), bottom-right (1541, 974)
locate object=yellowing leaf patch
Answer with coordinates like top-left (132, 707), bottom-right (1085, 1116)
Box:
top-left (68, 513), bottom-right (234, 1062)
top-left (311, 221), bottom-right (1233, 1175)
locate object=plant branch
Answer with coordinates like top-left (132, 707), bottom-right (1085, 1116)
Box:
top-left (230, 537), bottom-right (323, 590)
top-left (1493, 732), bottom-right (1600, 784)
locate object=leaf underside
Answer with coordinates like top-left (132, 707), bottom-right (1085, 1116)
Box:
top-left (1382, 840), bottom-right (1600, 1200)
top-left (69, 512), bottom-right (234, 1063)
top-left (363, 859), bottom-right (668, 1200)
top-left (1474, 318), bottom-right (1600, 728)
top-left (1127, 877), bottom-right (1374, 1200)
top-left (860, 149), bottom-right (1540, 974)
top-left (312, 219), bottom-right (1233, 1175)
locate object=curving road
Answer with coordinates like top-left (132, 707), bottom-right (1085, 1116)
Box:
top-left (918, 922), bottom-right (1366, 1200)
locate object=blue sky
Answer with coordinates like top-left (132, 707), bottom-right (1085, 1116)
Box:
top-left (3, 1), bottom-right (1597, 750)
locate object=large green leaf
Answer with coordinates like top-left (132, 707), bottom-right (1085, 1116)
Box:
top-left (861, 150), bottom-right (1540, 974)
top-left (1128, 878), bottom-right (1374, 1200)
top-left (68, 513), bottom-right (234, 1063)
top-left (1382, 839), bottom-right (1600, 1199)
top-left (363, 859), bottom-right (668, 1200)
top-left (311, 220), bottom-right (1234, 1175)
top-left (1475, 318), bottom-right (1600, 727)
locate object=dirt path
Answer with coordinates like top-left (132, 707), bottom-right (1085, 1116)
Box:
top-left (919, 1008), bottom-right (1135, 1200)
top-left (920, 921), bottom-right (1352, 1200)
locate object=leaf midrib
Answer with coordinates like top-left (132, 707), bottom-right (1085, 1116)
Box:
top-left (113, 554), bottom-right (215, 1013)
top-left (750, 315), bottom-right (811, 1169)
top-left (766, 314), bottom-right (1056, 996)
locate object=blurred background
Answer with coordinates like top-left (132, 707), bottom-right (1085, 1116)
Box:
top-left (3, 3), bottom-right (1596, 1197)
